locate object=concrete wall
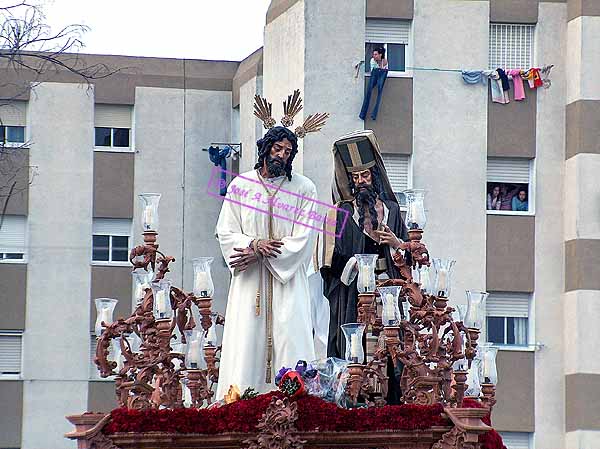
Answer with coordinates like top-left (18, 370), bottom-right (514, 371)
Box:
top-left (133, 87), bottom-right (185, 286)
top-left (182, 89), bottom-right (232, 315)
top-left (412, 0), bottom-right (489, 300)
top-left (22, 82), bottom-right (93, 449)
top-left (238, 76), bottom-right (264, 174)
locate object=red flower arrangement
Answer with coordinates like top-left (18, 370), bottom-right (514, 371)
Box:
top-left (104, 391), bottom-right (448, 435)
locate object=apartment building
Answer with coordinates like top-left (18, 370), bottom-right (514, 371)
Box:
top-left (0, 1), bottom-right (598, 448)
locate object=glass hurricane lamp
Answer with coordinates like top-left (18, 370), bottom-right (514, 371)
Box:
top-left (139, 193), bottom-right (161, 232)
top-left (192, 257), bottom-right (215, 298)
top-left (94, 297), bottom-right (118, 337)
top-left (355, 254), bottom-right (377, 293)
top-left (341, 323), bottom-right (366, 363)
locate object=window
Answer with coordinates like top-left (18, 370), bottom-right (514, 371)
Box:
top-left (499, 432), bottom-right (532, 449)
top-left (489, 23), bottom-right (534, 69)
top-left (0, 100), bottom-right (27, 146)
top-left (92, 219), bottom-right (131, 264)
top-left (94, 104), bottom-right (133, 150)
top-left (0, 215), bottom-right (26, 261)
top-left (365, 19), bottom-right (410, 74)
top-left (382, 153), bottom-right (410, 207)
top-left (486, 157), bottom-right (533, 214)
top-left (486, 292), bottom-right (530, 347)
top-left (0, 331), bottom-right (22, 376)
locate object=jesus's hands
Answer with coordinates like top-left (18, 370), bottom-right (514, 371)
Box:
top-left (229, 239), bottom-right (284, 273)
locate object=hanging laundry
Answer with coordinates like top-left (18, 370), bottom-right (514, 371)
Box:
top-left (488, 70), bottom-right (509, 104)
top-left (540, 65), bottom-right (554, 88)
top-left (461, 70), bottom-right (487, 85)
top-left (497, 68), bottom-right (510, 91)
top-left (208, 145), bottom-right (232, 196)
top-left (525, 68), bottom-right (543, 89)
top-left (507, 69), bottom-right (526, 101)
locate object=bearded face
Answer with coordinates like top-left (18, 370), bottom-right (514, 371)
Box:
top-left (266, 152), bottom-right (286, 177)
top-left (351, 169), bottom-right (379, 231)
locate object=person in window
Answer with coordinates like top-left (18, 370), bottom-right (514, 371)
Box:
top-left (487, 184), bottom-right (502, 210)
top-left (359, 47), bottom-right (388, 121)
top-left (499, 183), bottom-right (522, 211)
top-left (511, 188), bottom-right (528, 211)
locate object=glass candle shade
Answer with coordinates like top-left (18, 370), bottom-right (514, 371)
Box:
top-left (416, 264), bottom-right (434, 294)
top-left (355, 254), bottom-right (377, 293)
top-left (127, 332), bottom-right (142, 354)
top-left (341, 323), bottom-right (366, 363)
top-left (185, 329), bottom-right (204, 370)
top-left (433, 258), bottom-right (456, 298)
top-left (378, 286), bottom-right (401, 326)
top-left (204, 312), bottom-right (218, 347)
top-left (192, 257), bottom-right (215, 298)
top-left (94, 297), bottom-right (118, 337)
top-left (132, 269), bottom-right (153, 305)
top-left (139, 193), bottom-right (161, 232)
top-left (171, 342), bottom-right (185, 370)
top-left (151, 279), bottom-right (173, 320)
top-left (464, 290), bottom-right (489, 330)
top-left (465, 356), bottom-right (482, 397)
top-left (479, 343), bottom-right (499, 385)
top-left (403, 189), bottom-right (427, 230)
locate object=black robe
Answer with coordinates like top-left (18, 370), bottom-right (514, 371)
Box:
top-left (320, 198), bottom-right (408, 403)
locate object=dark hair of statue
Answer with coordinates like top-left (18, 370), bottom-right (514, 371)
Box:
top-left (254, 126), bottom-right (298, 181)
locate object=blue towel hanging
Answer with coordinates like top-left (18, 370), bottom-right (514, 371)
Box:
top-left (208, 145), bottom-right (231, 196)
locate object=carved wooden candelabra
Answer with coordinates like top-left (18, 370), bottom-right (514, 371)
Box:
top-left (94, 229), bottom-right (222, 410)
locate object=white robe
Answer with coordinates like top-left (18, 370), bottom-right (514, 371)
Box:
top-left (215, 170), bottom-right (319, 399)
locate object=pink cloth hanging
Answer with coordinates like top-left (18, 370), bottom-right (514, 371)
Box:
top-left (508, 69), bottom-right (526, 101)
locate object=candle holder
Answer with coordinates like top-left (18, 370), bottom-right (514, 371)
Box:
top-left (151, 279), bottom-right (173, 320)
top-left (139, 193), bottom-right (161, 232)
top-left (480, 383), bottom-right (497, 410)
top-left (432, 258), bottom-right (456, 299)
top-left (378, 286), bottom-right (401, 326)
top-left (357, 292), bottom-right (377, 326)
top-left (452, 369), bottom-right (469, 406)
top-left (132, 269), bottom-right (153, 305)
top-left (403, 189), bottom-right (427, 232)
top-left (345, 363), bottom-right (365, 405)
top-left (341, 323), bottom-right (366, 364)
top-left (94, 298), bottom-right (118, 337)
top-left (355, 254), bottom-right (377, 294)
top-left (185, 329), bottom-right (205, 370)
top-left (192, 257), bottom-right (215, 298)
top-left (186, 369), bottom-right (212, 407)
top-left (479, 343), bottom-right (498, 385)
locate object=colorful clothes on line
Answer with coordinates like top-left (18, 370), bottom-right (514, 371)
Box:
top-left (497, 68), bottom-right (510, 91)
top-left (508, 69), bottom-right (526, 101)
top-left (489, 70), bottom-right (509, 104)
top-left (525, 68), bottom-right (543, 89)
top-left (461, 70), bottom-right (487, 84)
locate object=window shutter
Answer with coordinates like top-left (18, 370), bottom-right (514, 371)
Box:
top-left (486, 292), bottom-right (530, 318)
top-left (0, 215), bottom-right (26, 254)
top-left (487, 158), bottom-right (531, 184)
top-left (489, 24), bottom-right (534, 70)
top-left (382, 154), bottom-right (410, 193)
top-left (95, 104), bottom-right (132, 128)
top-left (93, 218), bottom-right (131, 236)
top-left (499, 432), bottom-right (530, 449)
top-left (0, 101), bottom-right (27, 127)
top-left (366, 19), bottom-right (410, 44)
top-left (0, 333), bottom-right (22, 374)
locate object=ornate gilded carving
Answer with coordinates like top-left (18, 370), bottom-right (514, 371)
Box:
top-left (244, 397), bottom-right (305, 449)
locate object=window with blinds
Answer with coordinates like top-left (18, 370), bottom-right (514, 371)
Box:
top-left (0, 332), bottom-right (22, 375)
top-left (499, 432), bottom-right (531, 449)
top-left (365, 19), bottom-right (410, 73)
top-left (486, 157), bottom-right (533, 214)
top-left (92, 218), bottom-right (131, 263)
top-left (486, 292), bottom-right (530, 346)
top-left (94, 104), bottom-right (133, 150)
top-left (489, 23), bottom-right (535, 70)
top-left (382, 154), bottom-right (410, 206)
top-left (0, 100), bottom-right (27, 145)
top-left (0, 215), bottom-right (26, 261)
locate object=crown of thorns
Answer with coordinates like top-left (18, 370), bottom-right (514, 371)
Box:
top-left (253, 89), bottom-right (329, 138)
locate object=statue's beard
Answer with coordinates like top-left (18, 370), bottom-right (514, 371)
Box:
top-left (266, 154), bottom-right (286, 177)
top-left (355, 184), bottom-right (378, 231)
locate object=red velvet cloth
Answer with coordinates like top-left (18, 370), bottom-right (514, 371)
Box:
top-left (105, 391), bottom-right (447, 435)
top-left (462, 398), bottom-right (507, 449)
